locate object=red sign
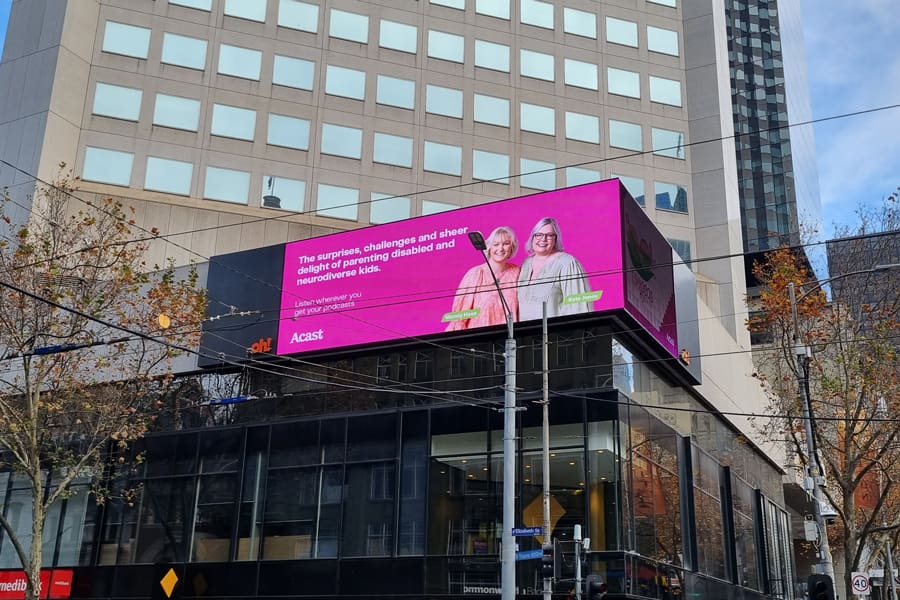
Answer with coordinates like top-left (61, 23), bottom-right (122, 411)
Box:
top-left (0, 569), bottom-right (73, 600)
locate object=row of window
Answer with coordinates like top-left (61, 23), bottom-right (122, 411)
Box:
top-left (102, 14), bottom-right (680, 78)
top-left (169, 0), bottom-right (677, 40)
top-left (81, 146), bottom-right (690, 220)
top-left (92, 81), bottom-right (686, 159)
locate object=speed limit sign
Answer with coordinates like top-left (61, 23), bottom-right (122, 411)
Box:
top-left (851, 572), bottom-right (870, 595)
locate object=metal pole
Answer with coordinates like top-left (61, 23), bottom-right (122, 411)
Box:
top-left (502, 310), bottom-right (516, 600)
top-left (542, 302), bottom-right (552, 600)
top-left (575, 525), bottom-right (583, 600)
top-left (789, 283), bottom-right (835, 583)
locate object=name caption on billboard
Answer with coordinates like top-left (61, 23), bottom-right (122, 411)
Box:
top-left (291, 226), bottom-right (468, 317)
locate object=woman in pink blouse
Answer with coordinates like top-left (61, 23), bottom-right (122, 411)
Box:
top-left (445, 226), bottom-right (520, 331)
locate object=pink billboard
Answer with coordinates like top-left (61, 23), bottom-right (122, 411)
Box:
top-left (276, 180), bottom-right (677, 356)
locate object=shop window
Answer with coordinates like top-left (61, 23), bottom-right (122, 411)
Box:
top-left (693, 447), bottom-right (726, 579)
top-left (520, 49), bottom-right (554, 81)
top-left (273, 55), bottom-right (314, 90)
top-left (211, 104), bottom-right (256, 140)
top-left (224, 0), bottom-right (266, 22)
top-left (134, 478), bottom-right (196, 563)
top-left (316, 183), bottom-right (360, 220)
top-left (92, 83), bottom-right (142, 121)
top-left (218, 44), bottom-right (262, 80)
top-left (564, 7), bottom-right (596, 38)
top-left (267, 113), bottom-right (310, 150)
top-left (278, 0), bottom-right (319, 32)
top-left (376, 75), bottom-right (415, 109)
top-left (145, 157), bottom-right (192, 195)
top-left (426, 84), bottom-right (463, 118)
top-left (191, 473), bottom-right (237, 561)
top-left (204, 166), bottom-right (250, 204)
top-left (474, 94), bottom-right (510, 127)
top-left (565, 111), bottom-right (600, 144)
top-left (379, 20), bottom-right (417, 53)
top-left (329, 9), bottom-right (368, 43)
top-left (153, 94), bottom-right (201, 131)
top-left (262, 466), bottom-right (342, 559)
top-left (321, 123), bottom-right (362, 158)
top-left (102, 21), bottom-right (150, 59)
top-left (343, 463), bottom-right (396, 556)
top-left (161, 33), bottom-right (207, 70)
top-left (82, 147), bottom-right (133, 186)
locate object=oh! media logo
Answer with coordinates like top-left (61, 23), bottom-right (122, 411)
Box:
top-left (248, 337), bottom-right (273, 354)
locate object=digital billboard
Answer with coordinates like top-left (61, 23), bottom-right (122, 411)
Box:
top-left (275, 180), bottom-right (678, 357)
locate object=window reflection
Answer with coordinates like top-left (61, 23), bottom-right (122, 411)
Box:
top-left (218, 44), bottom-right (262, 80)
top-left (102, 21), bottom-right (151, 58)
top-left (161, 33), bottom-right (208, 70)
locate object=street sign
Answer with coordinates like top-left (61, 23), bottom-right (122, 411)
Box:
top-left (851, 572), bottom-right (870, 595)
top-left (512, 527), bottom-right (542, 536)
top-left (516, 549), bottom-right (543, 561)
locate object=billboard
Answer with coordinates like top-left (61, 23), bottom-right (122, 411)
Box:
top-left (274, 180), bottom-right (677, 357)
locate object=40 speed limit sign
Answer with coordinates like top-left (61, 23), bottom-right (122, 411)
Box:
top-left (851, 572), bottom-right (870, 595)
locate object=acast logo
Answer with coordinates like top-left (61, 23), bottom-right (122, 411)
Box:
top-left (291, 329), bottom-right (324, 344)
top-left (249, 337), bottom-right (273, 354)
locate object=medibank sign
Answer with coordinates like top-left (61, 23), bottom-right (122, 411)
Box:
top-left (276, 180), bottom-right (677, 356)
top-left (0, 570), bottom-right (73, 600)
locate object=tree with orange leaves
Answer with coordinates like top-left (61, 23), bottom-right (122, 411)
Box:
top-left (0, 173), bottom-right (206, 600)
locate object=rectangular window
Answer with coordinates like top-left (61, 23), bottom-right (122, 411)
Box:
top-left (606, 17), bottom-right (638, 47)
top-left (649, 76), bottom-right (682, 106)
top-left (520, 158), bottom-right (555, 191)
top-left (267, 114), bottom-right (310, 150)
top-left (218, 44), bottom-right (262, 80)
top-left (607, 67), bottom-right (640, 98)
top-left (376, 75), bottom-right (415, 109)
top-left (520, 102), bottom-right (555, 136)
top-left (224, 0), bottom-right (266, 22)
top-left (92, 83), bottom-right (142, 121)
top-left (474, 94), bottom-right (509, 127)
top-left (321, 123), bottom-right (363, 159)
top-left (278, 0), bottom-right (319, 32)
top-left (427, 30), bottom-right (464, 63)
top-left (205, 166), bottom-right (250, 203)
top-left (564, 8), bottom-right (596, 38)
top-left (145, 157), bottom-right (192, 195)
top-left (273, 55), bottom-right (314, 90)
top-left (370, 193), bottom-right (411, 224)
top-left (651, 128), bottom-right (685, 158)
top-left (609, 119), bottom-right (642, 151)
top-left (564, 112), bottom-right (599, 144)
top-left (430, 0), bottom-right (464, 8)
top-left (317, 184), bottom-right (359, 220)
top-left (655, 181), bottom-right (688, 213)
top-left (668, 239), bottom-right (691, 265)
top-left (82, 147), bottom-right (133, 186)
top-left (564, 59), bottom-right (598, 90)
top-left (325, 65), bottom-right (366, 100)
top-left (170, 0), bottom-right (212, 10)
top-left (211, 104), bottom-right (257, 140)
top-left (262, 175), bottom-right (305, 212)
top-left (648, 26), bottom-right (679, 56)
top-left (476, 0), bottom-right (509, 19)
top-left (161, 33), bottom-right (208, 70)
top-left (566, 167), bottom-right (600, 187)
top-left (426, 85), bottom-right (463, 118)
top-left (102, 22), bottom-right (151, 58)
top-left (474, 40), bottom-right (510, 72)
top-left (423, 141), bottom-right (462, 176)
top-left (330, 9), bottom-right (368, 43)
top-left (379, 20), bottom-right (417, 53)
top-left (611, 173), bottom-right (645, 205)
top-left (521, 0), bottom-right (553, 29)
top-left (153, 94), bottom-right (201, 131)
top-left (472, 150), bottom-right (509, 184)
top-left (422, 200), bottom-right (457, 214)
top-left (649, 0), bottom-right (677, 6)
top-left (373, 133), bottom-right (413, 167)
top-left (520, 49), bottom-right (554, 81)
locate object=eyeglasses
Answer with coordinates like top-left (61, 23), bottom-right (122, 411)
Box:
top-left (533, 233), bottom-right (557, 240)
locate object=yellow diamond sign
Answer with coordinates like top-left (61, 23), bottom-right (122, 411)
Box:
top-left (160, 568), bottom-right (179, 598)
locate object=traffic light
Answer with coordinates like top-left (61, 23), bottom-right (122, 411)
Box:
top-left (585, 574), bottom-right (608, 600)
top-left (807, 574), bottom-right (834, 600)
top-left (541, 543), bottom-right (557, 579)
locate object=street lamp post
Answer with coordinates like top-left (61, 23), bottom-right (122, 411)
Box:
top-left (468, 231), bottom-right (517, 600)
top-left (787, 262), bottom-right (900, 583)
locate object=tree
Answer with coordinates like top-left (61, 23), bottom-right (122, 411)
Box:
top-left (748, 193), bottom-right (900, 594)
top-left (0, 174), bottom-right (206, 600)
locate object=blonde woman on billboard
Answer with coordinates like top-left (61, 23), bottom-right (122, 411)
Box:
top-left (517, 217), bottom-right (594, 320)
top-left (445, 226), bottom-right (520, 331)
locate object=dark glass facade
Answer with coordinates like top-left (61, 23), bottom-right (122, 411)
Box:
top-left (0, 325), bottom-right (794, 599)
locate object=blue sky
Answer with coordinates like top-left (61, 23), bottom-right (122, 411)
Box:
top-left (0, 0), bottom-right (895, 240)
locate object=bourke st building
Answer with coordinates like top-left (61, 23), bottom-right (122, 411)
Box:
top-left (0, 181), bottom-right (797, 600)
